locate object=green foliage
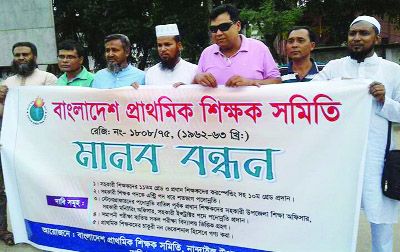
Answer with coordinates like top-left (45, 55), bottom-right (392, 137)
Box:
top-left (54, 0), bottom-right (209, 70)
top-left (303, 0), bottom-right (400, 45)
top-left (241, 0), bottom-right (303, 62)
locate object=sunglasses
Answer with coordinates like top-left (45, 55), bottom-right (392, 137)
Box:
top-left (209, 21), bottom-right (236, 33)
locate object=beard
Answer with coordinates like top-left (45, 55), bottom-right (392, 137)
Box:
top-left (11, 59), bottom-right (37, 77)
top-left (349, 45), bottom-right (374, 62)
top-left (107, 62), bottom-right (124, 73)
top-left (160, 51), bottom-right (180, 71)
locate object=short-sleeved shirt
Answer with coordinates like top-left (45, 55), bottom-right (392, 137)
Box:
top-left (145, 59), bottom-right (197, 85)
top-left (56, 67), bottom-right (94, 87)
top-left (92, 64), bottom-right (145, 89)
top-left (3, 68), bottom-right (57, 87)
top-left (196, 35), bottom-right (280, 85)
top-left (279, 59), bottom-right (325, 83)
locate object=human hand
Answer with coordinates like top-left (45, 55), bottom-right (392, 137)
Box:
top-left (0, 86), bottom-right (8, 104)
top-left (369, 81), bottom-right (385, 104)
top-left (173, 82), bottom-right (185, 88)
top-left (194, 73), bottom-right (217, 88)
top-left (225, 75), bottom-right (260, 87)
top-left (131, 82), bottom-right (140, 90)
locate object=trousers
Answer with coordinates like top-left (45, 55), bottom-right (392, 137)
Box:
top-left (371, 223), bottom-right (393, 252)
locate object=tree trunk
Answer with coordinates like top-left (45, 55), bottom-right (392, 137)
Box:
top-left (138, 47), bottom-right (149, 70)
top-left (265, 35), bottom-right (282, 65)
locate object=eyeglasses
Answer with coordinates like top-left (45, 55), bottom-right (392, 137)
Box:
top-left (209, 21), bottom-right (236, 33)
top-left (58, 55), bottom-right (78, 61)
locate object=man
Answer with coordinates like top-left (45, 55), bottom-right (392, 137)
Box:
top-left (0, 42), bottom-right (57, 115)
top-left (57, 40), bottom-right (94, 87)
top-left (2, 42), bottom-right (57, 88)
top-left (92, 34), bottom-right (145, 89)
top-left (313, 16), bottom-right (400, 252)
top-left (194, 4), bottom-right (281, 87)
top-left (145, 24), bottom-right (197, 86)
top-left (0, 41), bottom-right (57, 246)
top-left (280, 26), bottom-right (325, 83)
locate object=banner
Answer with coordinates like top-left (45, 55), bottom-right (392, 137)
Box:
top-left (1, 81), bottom-right (371, 252)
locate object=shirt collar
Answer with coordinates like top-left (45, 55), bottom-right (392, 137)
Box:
top-left (287, 58), bottom-right (319, 75)
top-left (212, 34), bottom-right (249, 54)
top-left (348, 52), bottom-right (379, 64)
top-left (61, 67), bottom-right (89, 82)
top-left (107, 64), bottom-right (132, 74)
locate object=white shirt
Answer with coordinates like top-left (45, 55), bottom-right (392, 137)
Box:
top-left (313, 53), bottom-right (400, 223)
top-left (3, 68), bottom-right (57, 87)
top-left (145, 59), bottom-right (197, 86)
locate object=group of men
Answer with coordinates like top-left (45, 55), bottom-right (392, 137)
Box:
top-left (0, 3), bottom-right (398, 252)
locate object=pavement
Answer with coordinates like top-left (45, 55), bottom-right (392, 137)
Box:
top-left (0, 211), bottom-right (398, 252)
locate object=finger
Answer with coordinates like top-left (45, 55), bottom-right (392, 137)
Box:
top-left (131, 82), bottom-right (139, 89)
top-left (173, 82), bottom-right (185, 88)
top-left (369, 81), bottom-right (381, 87)
top-left (225, 78), bottom-right (234, 87)
top-left (199, 78), bottom-right (212, 87)
top-left (206, 74), bottom-right (217, 87)
top-left (372, 91), bottom-right (385, 97)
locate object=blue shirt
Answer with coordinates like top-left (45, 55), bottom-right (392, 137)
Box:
top-left (92, 64), bottom-right (145, 89)
top-left (279, 59), bottom-right (325, 83)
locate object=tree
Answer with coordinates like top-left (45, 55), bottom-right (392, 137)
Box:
top-left (53, 0), bottom-right (210, 70)
top-left (240, 0), bottom-right (303, 63)
top-left (303, 0), bottom-right (400, 46)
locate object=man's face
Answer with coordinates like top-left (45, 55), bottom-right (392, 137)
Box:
top-left (348, 21), bottom-right (378, 61)
top-left (105, 39), bottom-right (129, 66)
top-left (210, 12), bottom-right (240, 50)
top-left (58, 49), bottom-right (83, 73)
top-left (13, 46), bottom-right (35, 66)
top-left (12, 46), bottom-right (36, 76)
top-left (157, 36), bottom-right (182, 70)
top-left (286, 29), bottom-right (315, 61)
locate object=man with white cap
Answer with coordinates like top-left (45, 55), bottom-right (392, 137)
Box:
top-left (314, 16), bottom-right (400, 252)
top-left (145, 24), bottom-right (197, 86)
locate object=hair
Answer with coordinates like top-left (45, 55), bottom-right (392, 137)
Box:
top-left (173, 35), bottom-right (181, 44)
top-left (104, 34), bottom-right (131, 52)
top-left (287, 26), bottom-right (316, 43)
top-left (210, 4), bottom-right (240, 22)
top-left (352, 21), bottom-right (379, 35)
top-left (58, 39), bottom-right (85, 58)
top-left (12, 42), bottom-right (37, 56)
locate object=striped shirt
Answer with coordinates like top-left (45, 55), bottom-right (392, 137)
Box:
top-left (279, 59), bottom-right (325, 83)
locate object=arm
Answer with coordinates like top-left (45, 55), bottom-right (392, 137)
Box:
top-left (0, 85), bottom-right (8, 119)
top-left (45, 73), bottom-right (58, 85)
top-left (193, 72), bottom-right (217, 87)
top-left (376, 77), bottom-right (400, 123)
top-left (192, 51), bottom-right (218, 87)
top-left (312, 62), bottom-right (334, 81)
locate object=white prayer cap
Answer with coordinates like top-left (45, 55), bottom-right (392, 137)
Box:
top-left (156, 24), bottom-right (179, 37)
top-left (350, 16), bottom-right (381, 34)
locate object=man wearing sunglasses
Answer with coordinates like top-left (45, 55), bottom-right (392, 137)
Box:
top-left (194, 4), bottom-right (281, 87)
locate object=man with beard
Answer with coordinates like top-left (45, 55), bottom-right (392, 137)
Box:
top-left (0, 42), bottom-right (57, 113)
top-left (56, 40), bottom-right (94, 87)
top-left (93, 34), bottom-right (145, 89)
top-left (194, 4), bottom-right (281, 87)
top-left (0, 41), bottom-right (57, 246)
top-left (2, 42), bottom-right (57, 88)
top-left (145, 24), bottom-right (197, 86)
top-left (313, 16), bottom-right (400, 252)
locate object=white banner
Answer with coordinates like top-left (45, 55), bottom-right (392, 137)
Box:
top-left (1, 81), bottom-right (371, 252)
